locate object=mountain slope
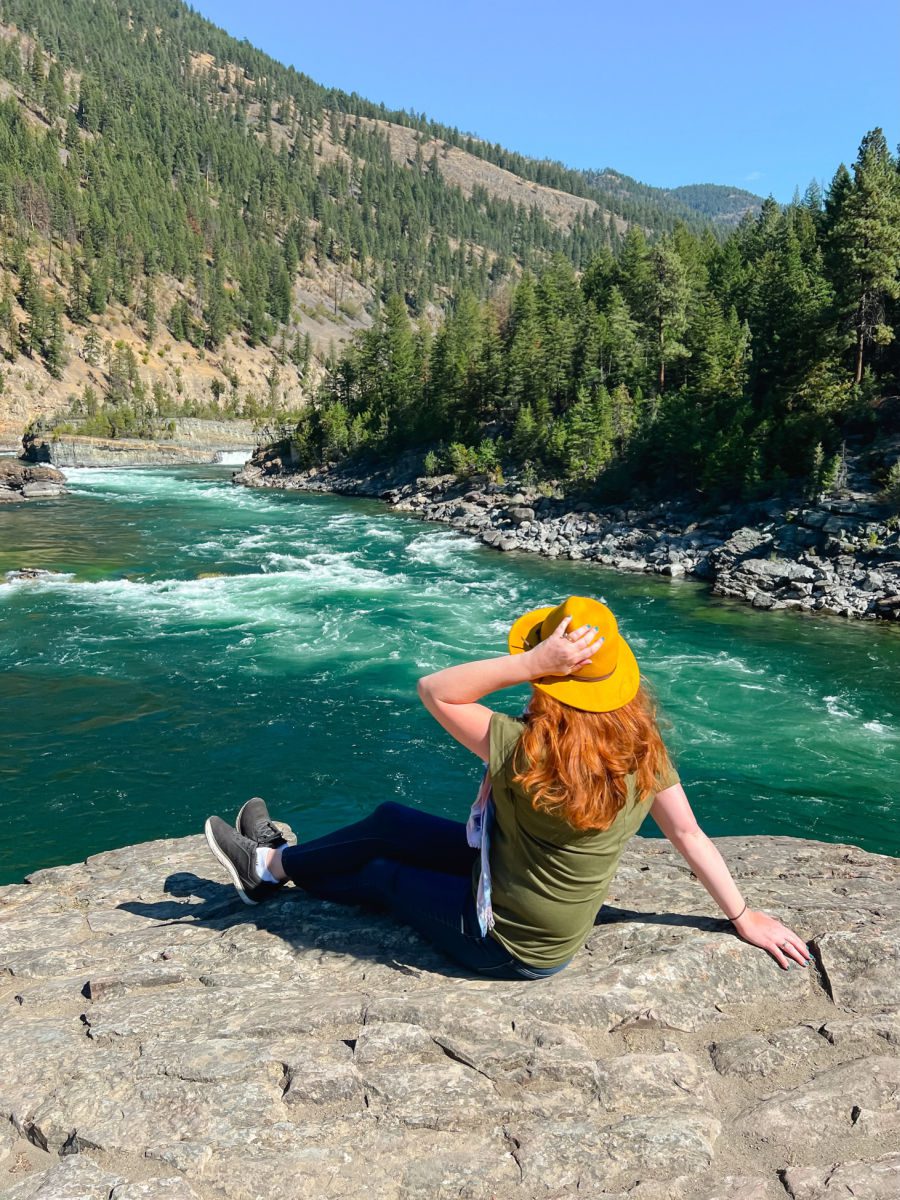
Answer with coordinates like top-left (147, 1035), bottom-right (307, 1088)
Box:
top-left (0, 0), bottom-right (764, 437)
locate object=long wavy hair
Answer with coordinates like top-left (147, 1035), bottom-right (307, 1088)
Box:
top-left (510, 680), bottom-right (674, 831)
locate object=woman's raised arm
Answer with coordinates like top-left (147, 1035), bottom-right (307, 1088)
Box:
top-left (417, 617), bottom-right (601, 759)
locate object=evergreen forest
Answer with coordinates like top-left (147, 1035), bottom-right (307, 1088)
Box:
top-left (297, 129), bottom-right (900, 504)
top-left (0, 1), bottom-right (896, 504)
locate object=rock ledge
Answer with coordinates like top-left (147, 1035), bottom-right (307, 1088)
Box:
top-left (1, 830), bottom-right (898, 1199)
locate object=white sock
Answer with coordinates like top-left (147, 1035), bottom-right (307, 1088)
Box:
top-left (255, 847), bottom-right (280, 883)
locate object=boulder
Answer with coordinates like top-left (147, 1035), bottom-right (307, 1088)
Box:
top-left (20, 481), bottom-right (64, 499)
top-left (781, 1153), bottom-right (900, 1200)
top-left (0, 459), bottom-right (67, 501)
top-left (739, 559), bottom-right (817, 585)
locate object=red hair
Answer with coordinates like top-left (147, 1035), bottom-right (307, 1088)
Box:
top-left (511, 681), bottom-right (674, 831)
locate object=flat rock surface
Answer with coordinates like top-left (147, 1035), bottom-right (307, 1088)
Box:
top-left (1, 830), bottom-right (898, 1198)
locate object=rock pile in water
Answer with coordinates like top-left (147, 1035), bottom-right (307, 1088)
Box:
top-left (2, 829), bottom-right (898, 1198)
top-left (0, 460), bottom-right (66, 501)
top-left (235, 452), bottom-right (900, 622)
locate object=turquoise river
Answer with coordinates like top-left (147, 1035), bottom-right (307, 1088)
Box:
top-left (0, 464), bottom-right (897, 886)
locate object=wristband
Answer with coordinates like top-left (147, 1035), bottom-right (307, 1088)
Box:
top-left (726, 901), bottom-right (747, 923)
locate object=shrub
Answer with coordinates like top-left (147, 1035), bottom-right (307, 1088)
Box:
top-left (474, 437), bottom-right (499, 473)
top-left (447, 442), bottom-right (476, 476)
top-left (879, 461), bottom-right (900, 512)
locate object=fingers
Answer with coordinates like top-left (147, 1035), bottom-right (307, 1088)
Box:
top-left (770, 936), bottom-right (814, 971)
top-left (544, 620), bottom-right (605, 674)
top-left (566, 623), bottom-right (605, 649)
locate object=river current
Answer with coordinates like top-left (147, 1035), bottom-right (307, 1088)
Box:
top-left (0, 464), bottom-right (897, 884)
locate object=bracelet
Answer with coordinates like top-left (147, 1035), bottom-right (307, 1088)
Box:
top-left (726, 901), bottom-right (747, 923)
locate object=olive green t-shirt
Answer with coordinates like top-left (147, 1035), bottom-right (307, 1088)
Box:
top-left (473, 711), bottom-right (680, 969)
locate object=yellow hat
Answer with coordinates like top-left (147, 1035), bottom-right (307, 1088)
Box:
top-left (508, 595), bottom-right (640, 713)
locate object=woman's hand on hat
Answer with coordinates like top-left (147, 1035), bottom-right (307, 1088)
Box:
top-left (527, 615), bottom-right (604, 678)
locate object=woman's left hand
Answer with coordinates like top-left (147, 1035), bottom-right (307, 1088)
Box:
top-left (526, 615), bottom-right (604, 678)
top-left (732, 909), bottom-right (814, 970)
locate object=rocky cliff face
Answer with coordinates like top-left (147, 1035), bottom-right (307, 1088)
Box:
top-left (1, 830), bottom-right (898, 1198)
top-left (22, 419), bottom-right (257, 468)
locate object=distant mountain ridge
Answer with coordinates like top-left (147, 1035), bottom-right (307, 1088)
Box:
top-left (668, 181), bottom-right (767, 222)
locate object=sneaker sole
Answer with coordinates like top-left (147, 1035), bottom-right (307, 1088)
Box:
top-left (204, 817), bottom-right (259, 906)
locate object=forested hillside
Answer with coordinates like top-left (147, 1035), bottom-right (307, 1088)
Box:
top-left (294, 130), bottom-right (900, 506)
top-left (0, 0), bottom-right (760, 439)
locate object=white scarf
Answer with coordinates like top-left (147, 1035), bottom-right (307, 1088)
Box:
top-left (466, 765), bottom-right (495, 937)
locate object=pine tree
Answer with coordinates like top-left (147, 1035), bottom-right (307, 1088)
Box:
top-left (69, 260), bottom-right (89, 325)
top-left (88, 262), bottom-right (108, 315)
top-left (141, 278), bottom-right (157, 343)
top-left (825, 129), bottom-right (900, 383)
top-left (21, 269), bottom-right (47, 359)
top-left (646, 239), bottom-right (692, 393)
top-left (615, 226), bottom-right (654, 318)
top-left (511, 403), bottom-right (538, 462)
top-left (561, 386), bottom-right (612, 481)
top-left (597, 286), bottom-right (642, 388)
top-left (428, 291), bottom-right (484, 442)
top-left (169, 297), bottom-right (189, 342)
top-left (0, 291), bottom-right (16, 362)
top-left (609, 383), bottom-right (638, 452)
top-left (204, 279), bottom-right (227, 349)
top-left (376, 293), bottom-right (419, 444)
top-left (506, 274), bottom-right (544, 414)
top-left (44, 296), bottom-right (66, 378)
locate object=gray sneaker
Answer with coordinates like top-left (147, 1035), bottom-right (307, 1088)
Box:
top-left (236, 796), bottom-right (288, 849)
top-left (204, 815), bottom-right (284, 905)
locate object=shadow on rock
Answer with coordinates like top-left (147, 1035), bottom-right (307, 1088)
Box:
top-left (117, 870), bottom-right (480, 979)
top-left (596, 902), bottom-right (737, 935)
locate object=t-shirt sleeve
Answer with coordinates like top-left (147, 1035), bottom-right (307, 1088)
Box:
top-left (652, 745), bottom-right (680, 793)
top-left (488, 711), bottom-right (526, 781)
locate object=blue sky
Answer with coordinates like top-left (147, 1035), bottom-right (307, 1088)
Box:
top-left (196, 0), bottom-right (899, 204)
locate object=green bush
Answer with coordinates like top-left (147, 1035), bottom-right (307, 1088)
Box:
top-left (879, 461), bottom-right (900, 512)
top-left (446, 443), bottom-right (471, 476)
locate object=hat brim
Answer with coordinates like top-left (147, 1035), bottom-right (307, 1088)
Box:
top-left (508, 605), bottom-right (641, 714)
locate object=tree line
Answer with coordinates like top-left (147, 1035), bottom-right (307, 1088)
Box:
top-left (294, 130), bottom-right (900, 505)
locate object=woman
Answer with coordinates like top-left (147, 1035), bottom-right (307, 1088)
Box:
top-left (203, 594), bottom-right (813, 980)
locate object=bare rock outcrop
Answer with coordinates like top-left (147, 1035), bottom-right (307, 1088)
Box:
top-left (0, 459), bottom-right (66, 502)
top-left (1, 830), bottom-right (898, 1197)
top-left (20, 419), bottom-right (257, 469)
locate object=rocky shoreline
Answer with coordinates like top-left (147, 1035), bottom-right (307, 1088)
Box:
top-left (1, 828), bottom-right (898, 1198)
top-left (235, 450), bottom-right (900, 623)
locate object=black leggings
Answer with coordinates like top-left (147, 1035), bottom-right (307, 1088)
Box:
top-left (279, 801), bottom-right (568, 980)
